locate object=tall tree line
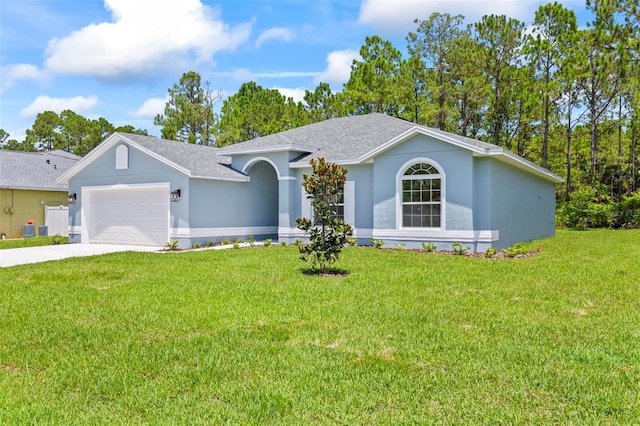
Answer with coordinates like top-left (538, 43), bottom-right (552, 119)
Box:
top-left (201, 2), bottom-right (639, 201)
top-left (4, 2), bottom-right (637, 201)
top-left (0, 110), bottom-right (148, 156)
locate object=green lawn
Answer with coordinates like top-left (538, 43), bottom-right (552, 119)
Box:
top-left (0, 235), bottom-right (68, 249)
top-left (1, 229), bottom-right (639, 424)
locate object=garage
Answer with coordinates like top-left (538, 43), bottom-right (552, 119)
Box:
top-left (84, 184), bottom-right (169, 246)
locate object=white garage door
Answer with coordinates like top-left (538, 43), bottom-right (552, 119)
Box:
top-left (87, 185), bottom-right (169, 246)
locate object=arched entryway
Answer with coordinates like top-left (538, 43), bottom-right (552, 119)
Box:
top-left (244, 159), bottom-right (279, 230)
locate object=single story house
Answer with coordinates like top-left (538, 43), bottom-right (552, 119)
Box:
top-left (57, 113), bottom-right (562, 251)
top-left (1, 149), bottom-right (80, 239)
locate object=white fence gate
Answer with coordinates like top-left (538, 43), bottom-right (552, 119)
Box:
top-left (45, 205), bottom-right (69, 236)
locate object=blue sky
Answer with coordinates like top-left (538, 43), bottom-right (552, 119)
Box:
top-left (1, 0), bottom-right (590, 141)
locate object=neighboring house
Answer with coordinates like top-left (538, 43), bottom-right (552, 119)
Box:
top-left (58, 113), bottom-right (562, 251)
top-left (1, 150), bottom-right (80, 239)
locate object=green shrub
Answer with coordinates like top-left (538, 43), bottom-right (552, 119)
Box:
top-left (264, 238), bottom-right (272, 247)
top-left (370, 239), bottom-right (384, 249)
top-left (501, 242), bottom-right (528, 258)
top-left (422, 241), bottom-right (437, 252)
top-left (164, 240), bottom-right (179, 251)
top-left (248, 235), bottom-right (256, 247)
top-left (221, 238), bottom-right (231, 245)
top-left (51, 235), bottom-right (65, 245)
top-left (347, 238), bottom-right (358, 247)
top-left (193, 243), bottom-right (201, 249)
top-left (452, 242), bottom-right (469, 255)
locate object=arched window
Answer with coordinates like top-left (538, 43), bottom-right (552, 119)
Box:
top-left (401, 162), bottom-right (442, 228)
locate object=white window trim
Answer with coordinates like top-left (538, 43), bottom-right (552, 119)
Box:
top-left (301, 180), bottom-right (355, 226)
top-left (395, 158), bottom-right (446, 230)
top-left (115, 144), bottom-right (128, 170)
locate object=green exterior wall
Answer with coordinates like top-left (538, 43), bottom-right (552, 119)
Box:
top-left (0, 189), bottom-right (68, 239)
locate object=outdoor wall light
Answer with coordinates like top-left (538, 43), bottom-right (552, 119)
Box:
top-left (170, 189), bottom-right (181, 202)
top-left (68, 193), bottom-right (77, 204)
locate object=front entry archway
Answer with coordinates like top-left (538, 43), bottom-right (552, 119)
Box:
top-left (245, 160), bottom-right (279, 230)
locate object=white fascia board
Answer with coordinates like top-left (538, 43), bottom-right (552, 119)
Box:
top-left (190, 174), bottom-right (250, 182)
top-left (490, 150), bottom-right (564, 184)
top-left (358, 127), bottom-right (489, 164)
top-left (56, 132), bottom-right (192, 184)
top-left (289, 159), bottom-right (362, 169)
top-left (56, 133), bottom-right (122, 184)
top-left (125, 140), bottom-right (192, 176)
top-left (219, 144), bottom-right (316, 156)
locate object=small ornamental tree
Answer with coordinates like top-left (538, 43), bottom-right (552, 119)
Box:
top-left (296, 158), bottom-right (353, 273)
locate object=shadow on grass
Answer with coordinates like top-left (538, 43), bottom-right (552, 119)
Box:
top-left (300, 267), bottom-right (350, 277)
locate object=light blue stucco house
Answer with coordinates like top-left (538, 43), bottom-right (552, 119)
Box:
top-left (57, 113), bottom-right (562, 251)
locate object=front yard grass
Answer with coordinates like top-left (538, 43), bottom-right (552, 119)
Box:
top-left (0, 235), bottom-right (68, 249)
top-left (0, 229), bottom-right (639, 424)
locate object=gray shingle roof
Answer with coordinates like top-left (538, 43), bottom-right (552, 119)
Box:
top-left (115, 133), bottom-right (245, 180)
top-left (0, 149), bottom-right (80, 191)
top-left (217, 113), bottom-right (562, 182)
top-left (61, 114), bottom-right (559, 184)
top-left (217, 113), bottom-right (417, 161)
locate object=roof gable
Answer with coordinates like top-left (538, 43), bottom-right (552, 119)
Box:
top-left (57, 133), bottom-right (248, 184)
top-left (220, 113), bottom-right (562, 184)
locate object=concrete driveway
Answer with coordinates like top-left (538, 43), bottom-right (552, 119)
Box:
top-left (0, 244), bottom-right (161, 268)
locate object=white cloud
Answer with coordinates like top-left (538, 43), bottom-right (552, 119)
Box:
top-left (0, 64), bottom-right (48, 93)
top-left (134, 96), bottom-right (168, 118)
top-left (315, 50), bottom-right (359, 85)
top-left (255, 27), bottom-right (295, 48)
top-left (273, 87), bottom-right (307, 103)
top-left (213, 68), bottom-right (321, 81)
top-left (19, 95), bottom-right (99, 118)
top-left (358, 0), bottom-right (564, 34)
top-left (43, 0), bottom-right (253, 78)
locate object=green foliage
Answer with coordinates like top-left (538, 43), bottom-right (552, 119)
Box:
top-left (215, 81), bottom-right (310, 146)
top-left (221, 238), bottom-right (231, 245)
top-left (0, 236), bottom-right (67, 250)
top-left (422, 241), bottom-right (437, 252)
top-left (154, 71), bottom-right (219, 145)
top-left (264, 238), bottom-right (272, 248)
top-left (3, 110), bottom-right (147, 155)
top-left (485, 247), bottom-right (498, 258)
top-left (452, 242), bottom-right (470, 255)
top-left (280, 241), bottom-right (287, 246)
top-left (501, 242), bottom-right (528, 258)
top-left (248, 235), bottom-right (256, 247)
top-left (294, 238), bottom-right (303, 247)
top-left (343, 35), bottom-right (403, 116)
top-left (296, 158), bottom-right (353, 273)
top-left (207, 241), bottom-right (215, 247)
top-left (164, 240), bottom-right (179, 251)
top-left (233, 239), bottom-right (242, 249)
top-left (557, 188), bottom-right (640, 229)
top-left (370, 239), bottom-right (385, 249)
top-left (193, 243), bottom-right (202, 249)
top-left (347, 238), bottom-right (358, 247)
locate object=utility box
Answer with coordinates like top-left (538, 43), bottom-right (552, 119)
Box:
top-left (38, 226), bottom-right (48, 237)
top-left (23, 224), bottom-right (35, 238)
